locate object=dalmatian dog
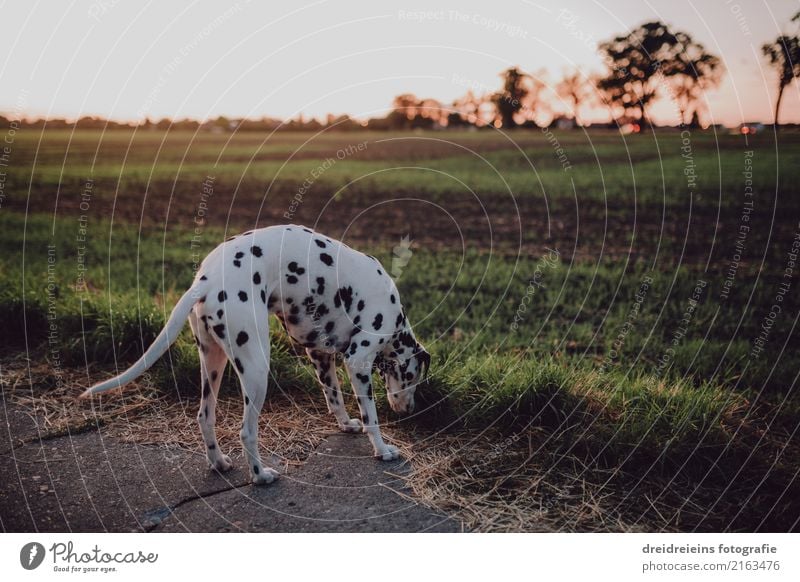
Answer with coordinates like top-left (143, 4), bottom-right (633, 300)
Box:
top-left (81, 225), bottom-right (430, 485)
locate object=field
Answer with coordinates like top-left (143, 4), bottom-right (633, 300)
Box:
top-left (2, 127), bottom-right (800, 531)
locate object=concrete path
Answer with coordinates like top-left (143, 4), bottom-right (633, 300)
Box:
top-left (0, 403), bottom-right (460, 533)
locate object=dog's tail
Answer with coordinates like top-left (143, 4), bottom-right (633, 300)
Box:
top-left (80, 277), bottom-right (209, 399)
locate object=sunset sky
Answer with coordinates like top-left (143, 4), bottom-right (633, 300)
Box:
top-left (2, 0), bottom-right (799, 126)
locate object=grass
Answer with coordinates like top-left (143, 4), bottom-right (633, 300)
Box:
top-left (2, 126), bottom-right (799, 530)
top-left (0, 211), bottom-right (785, 465)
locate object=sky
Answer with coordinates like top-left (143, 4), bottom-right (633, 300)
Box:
top-left (1, 0), bottom-right (799, 126)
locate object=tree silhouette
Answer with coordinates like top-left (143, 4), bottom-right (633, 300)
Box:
top-left (492, 67), bottom-right (529, 129)
top-left (598, 21), bottom-right (686, 125)
top-left (453, 90), bottom-right (486, 126)
top-left (669, 32), bottom-right (723, 127)
top-left (556, 69), bottom-right (595, 126)
top-left (762, 11), bottom-right (800, 128)
top-left (392, 93), bottom-right (420, 120)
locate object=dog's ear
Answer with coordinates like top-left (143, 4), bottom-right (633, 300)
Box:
top-left (417, 347), bottom-right (431, 381)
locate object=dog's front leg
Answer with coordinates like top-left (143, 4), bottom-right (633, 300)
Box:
top-left (345, 355), bottom-right (400, 461)
top-left (307, 349), bottom-right (362, 433)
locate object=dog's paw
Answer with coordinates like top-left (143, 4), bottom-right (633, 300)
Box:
top-left (375, 444), bottom-right (400, 461)
top-left (212, 455), bottom-right (233, 473)
top-left (339, 418), bottom-right (363, 433)
top-left (252, 466), bottom-right (279, 485)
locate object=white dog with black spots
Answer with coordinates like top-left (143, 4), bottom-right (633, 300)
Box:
top-left (82, 225), bottom-right (430, 485)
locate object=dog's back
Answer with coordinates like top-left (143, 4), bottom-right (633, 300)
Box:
top-left (197, 224), bottom-right (403, 355)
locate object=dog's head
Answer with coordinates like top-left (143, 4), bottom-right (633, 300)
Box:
top-left (375, 342), bottom-right (430, 414)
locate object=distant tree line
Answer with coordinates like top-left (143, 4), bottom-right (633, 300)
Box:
top-left (3, 16), bottom-right (798, 132)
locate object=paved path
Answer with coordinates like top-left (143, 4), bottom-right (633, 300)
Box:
top-left (0, 403), bottom-right (459, 532)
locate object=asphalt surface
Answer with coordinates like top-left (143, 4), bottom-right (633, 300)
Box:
top-left (0, 402), bottom-right (460, 533)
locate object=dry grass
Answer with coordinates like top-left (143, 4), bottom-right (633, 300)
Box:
top-left (4, 356), bottom-right (796, 532)
top-left (0, 355), bottom-right (334, 466)
top-left (389, 429), bottom-right (642, 532)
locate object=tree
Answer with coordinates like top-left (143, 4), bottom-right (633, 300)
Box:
top-left (669, 32), bottom-right (723, 127)
top-left (762, 11), bottom-right (800, 128)
top-left (556, 70), bottom-right (595, 126)
top-left (492, 67), bottom-right (529, 129)
top-left (598, 21), bottom-right (686, 125)
top-left (392, 93), bottom-right (421, 120)
top-left (453, 90), bottom-right (487, 126)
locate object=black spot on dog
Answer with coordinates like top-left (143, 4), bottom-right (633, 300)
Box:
top-left (208, 443), bottom-right (216, 450)
top-left (217, 309), bottom-right (224, 318)
top-left (250, 246), bottom-right (263, 257)
top-left (213, 324), bottom-right (226, 339)
top-left (267, 294), bottom-right (277, 308)
top-left (286, 297), bottom-right (294, 304)
top-left (245, 395), bottom-right (250, 405)
top-left (367, 385), bottom-right (374, 400)
top-left (303, 227), bottom-right (312, 233)
top-left (200, 275), bottom-right (207, 280)
top-left (234, 358), bottom-right (245, 373)
top-left (313, 303), bottom-right (329, 320)
top-left (261, 289), bottom-right (266, 303)
top-left (316, 277), bottom-right (325, 295)
top-left (361, 340), bottom-right (370, 347)
top-left (396, 313), bottom-right (404, 327)
top-left (349, 342), bottom-right (358, 355)
top-left (236, 331), bottom-right (249, 346)
top-left (377, 269), bottom-right (383, 276)
top-left (306, 330), bottom-right (318, 343)
top-left (253, 272), bottom-right (261, 285)
top-left (288, 315), bottom-right (300, 325)
top-left (319, 253), bottom-right (333, 266)
top-left (361, 413), bottom-right (369, 425)
top-left (238, 291), bottom-right (248, 302)
top-left (333, 286), bottom-right (353, 311)
top-left (357, 299), bottom-right (365, 311)
top-left (235, 252), bottom-right (245, 259)
top-left (203, 380), bottom-right (211, 398)
top-left (286, 274), bottom-right (298, 284)
top-left (199, 295), bottom-right (206, 303)
top-left (290, 305), bottom-right (300, 315)
top-left (233, 260), bottom-right (241, 268)
top-left (372, 313), bottom-right (383, 330)
top-left (218, 291), bottom-right (227, 302)
top-left (397, 331), bottom-right (416, 347)
top-left (390, 294), bottom-right (396, 304)
top-left (253, 464), bottom-right (260, 474)
top-left (324, 321), bottom-right (335, 333)
top-left (211, 370), bottom-right (218, 382)
top-left (287, 261), bottom-right (305, 275)
top-left (314, 239), bottom-right (326, 248)
top-left (356, 373), bottom-right (370, 384)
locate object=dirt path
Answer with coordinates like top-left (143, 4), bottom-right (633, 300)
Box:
top-left (0, 401), bottom-right (460, 532)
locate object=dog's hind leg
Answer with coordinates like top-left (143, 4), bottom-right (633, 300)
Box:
top-left (226, 318), bottom-right (278, 485)
top-left (306, 349), bottom-right (362, 433)
top-left (190, 309), bottom-right (232, 472)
